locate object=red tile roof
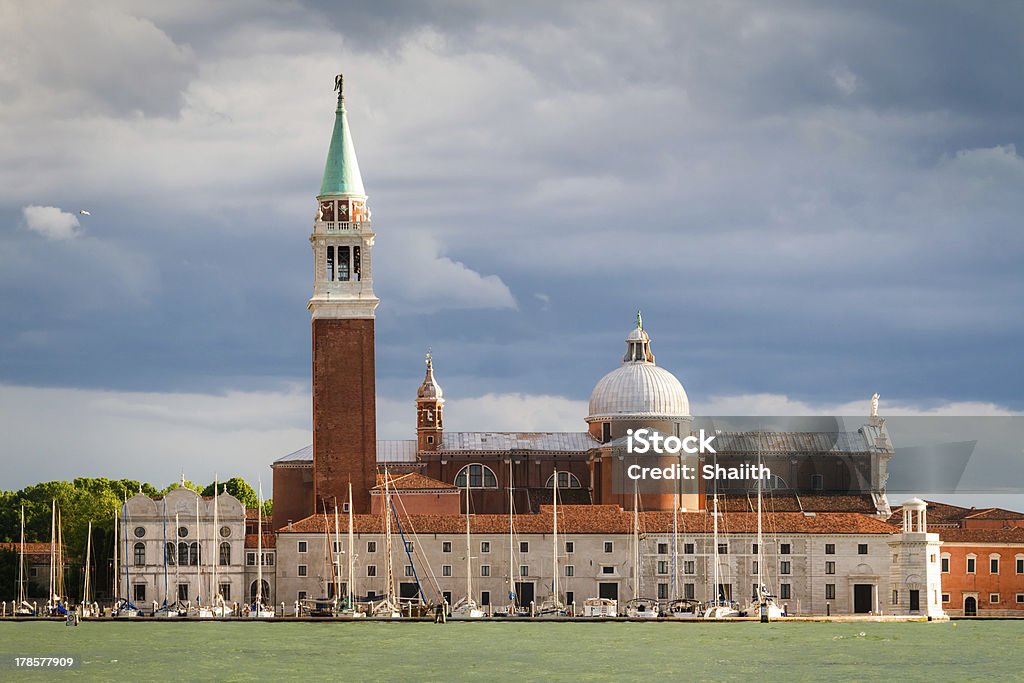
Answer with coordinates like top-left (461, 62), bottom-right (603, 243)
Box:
top-left (720, 493), bottom-right (880, 514)
top-left (963, 508), bottom-right (1024, 521)
top-left (0, 541), bottom-right (52, 559)
top-left (244, 533), bottom-right (276, 549)
top-left (938, 527), bottom-right (1024, 544)
top-left (281, 505), bottom-right (897, 536)
top-left (371, 472), bottom-right (458, 492)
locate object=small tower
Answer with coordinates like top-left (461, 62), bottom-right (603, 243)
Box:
top-left (888, 498), bottom-right (946, 618)
top-left (417, 353), bottom-right (444, 452)
top-left (308, 74), bottom-right (379, 515)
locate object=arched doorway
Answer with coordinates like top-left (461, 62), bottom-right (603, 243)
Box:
top-left (250, 580), bottom-right (271, 603)
top-left (964, 596), bottom-right (977, 616)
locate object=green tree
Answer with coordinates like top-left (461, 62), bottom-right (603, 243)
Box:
top-left (200, 477), bottom-right (258, 509)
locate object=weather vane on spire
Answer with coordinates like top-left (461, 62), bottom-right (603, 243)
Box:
top-left (334, 73), bottom-right (344, 100)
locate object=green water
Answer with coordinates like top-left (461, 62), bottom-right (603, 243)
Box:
top-left (0, 621), bottom-right (1020, 681)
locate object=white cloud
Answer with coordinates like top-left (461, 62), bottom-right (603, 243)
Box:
top-left (700, 393), bottom-right (1019, 417)
top-left (22, 205), bottom-right (81, 240)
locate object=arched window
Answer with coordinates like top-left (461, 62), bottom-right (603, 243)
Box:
top-left (546, 472), bottom-right (582, 489)
top-left (178, 542), bottom-right (189, 566)
top-left (455, 464), bottom-right (497, 489)
top-left (189, 542), bottom-right (200, 566)
top-left (220, 542), bottom-right (231, 566)
top-left (133, 542), bottom-right (145, 566)
top-left (250, 579), bottom-right (271, 603)
top-left (165, 542), bottom-right (176, 565)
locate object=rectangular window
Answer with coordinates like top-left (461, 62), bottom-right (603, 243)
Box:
top-left (658, 543), bottom-right (669, 555)
top-left (602, 566), bottom-right (615, 575)
top-left (519, 565), bottom-right (529, 577)
top-left (752, 543), bottom-right (759, 554)
top-left (338, 246), bottom-right (350, 282)
top-left (780, 584), bottom-right (791, 600)
top-left (220, 584), bottom-right (231, 602)
top-left (326, 245), bottom-right (334, 281)
top-left (780, 561), bottom-right (791, 575)
top-left (481, 542), bottom-right (490, 554)
top-left (752, 561), bottom-right (758, 575)
top-left (481, 591), bottom-right (490, 606)
top-left (298, 541), bottom-right (307, 553)
top-left (442, 541), bottom-right (452, 553)
top-left (342, 502), bottom-right (350, 513)
top-left (134, 585), bottom-right (146, 602)
top-left (892, 589), bottom-right (899, 605)
top-left (941, 556), bottom-right (950, 573)
top-left (858, 544), bottom-right (868, 555)
top-left (825, 584), bottom-right (836, 600)
top-left (566, 591), bottom-right (574, 605)
top-left (942, 593), bottom-right (950, 603)
top-left (565, 565), bottom-right (574, 577)
top-left (825, 561), bottom-right (836, 575)
top-left (989, 593), bottom-right (1000, 603)
top-left (718, 543), bottom-right (729, 555)
top-left (684, 561), bottom-right (695, 575)
top-left (366, 565), bottom-right (377, 577)
top-left (825, 543), bottom-right (836, 555)
top-left (367, 542), bottom-right (377, 553)
top-left (967, 557), bottom-right (976, 573)
top-left (811, 474), bottom-right (824, 491)
top-left (246, 552), bottom-right (256, 566)
top-left (658, 583), bottom-right (669, 599)
top-left (565, 541), bottom-right (574, 554)
top-left (991, 558), bottom-right (1000, 574)
top-left (1016, 594), bottom-right (1024, 604)
top-left (684, 583), bottom-right (695, 599)
top-left (219, 544), bottom-right (231, 566)
top-left (1017, 558), bottom-right (1024, 574)
top-left (298, 591), bottom-right (307, 602)
top-left (404, 565), bottom-right (414, 577)
top-left (298, 564), bottom-right (307, 577)
top-left (263, 552), bottom-right (274, 566)
top-left (780, 543), bottom-right (791, 555)
top-left (405, 542), bottom-right (414, 553)
top-left (684, 543), bottom-right (694, 554)
top-left (657, 560), bottom-right (669, 575)
top-left (520, 542), bottom-right (529, 554)
top-left (332, 541), bottom-right (342, 553)
top-left (480, 565), bottom-right (490, 577)
top-left (442, 565), bottom-right (452, 577)
top-left (604, 542), bottom-right (613, 553)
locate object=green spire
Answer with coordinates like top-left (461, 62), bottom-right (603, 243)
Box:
top-left (319, 74), bottom-right (365, 197)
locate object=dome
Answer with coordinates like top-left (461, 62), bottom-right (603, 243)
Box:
top-left (417, 353), bottom-right (443, 400)
top-left (586, 315), bottom-right (690, 421)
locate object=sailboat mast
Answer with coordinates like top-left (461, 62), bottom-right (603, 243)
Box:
top-left (162, 500), bottom-right (169, 606)
top-left (113, 508), bottom-right (119, 603)
top-left (18, 506), bottom-right (26, 605)
top-left (672, 485), bottom-right (679, 600)
top-left (212, 478), bottom-right (219, 602)
top-left (348, 482), bottom-right (355, 605)
top-left (57, 506), bottom-right (64, 602)
top-left (196, 493), bottom-right (202, 605)
top-left (552, 470), bottom-right (559, 605)
top-left (712, 482), bottom-right (719, 605)
top-left (84, 521), bottom-right (92, 606)
top-left (49, 499), bottom-right (55, 605)
top-left (256, 480), bottom-right (264, 606)
top-left (383, 468), bottom-right (395, 605)
top-left (464, 488), bottom-right (472, 604)
top-left (633, 480), bottom-right (640, 599)
top-left (334, 502), bottom-right (341, 602)
top-left (175, 512), bottom-right (180, 605)
top-left (756, 432), bottom-right (763, 601)
top-left (508, 459), bottom-right (514, 608)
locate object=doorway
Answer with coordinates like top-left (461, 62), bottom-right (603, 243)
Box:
top-left (853, 584), bottom-right (872, 613)
top-left (515, 581), bottom-right (535, 605)
top-left (909, 589), bottom-right (920, 612)
top-left (964, 596), bottom-right (977, 616)
top-left (599, 582), bottom-right (619, 600)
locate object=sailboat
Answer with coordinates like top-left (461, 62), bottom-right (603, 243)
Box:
top-left (249, 479), bottom-right (275, 618)
top-left (667, 489), bottom-right (699, 618)
top-left (337, 482), bottom-right (364, 617)
top-left (14, 506), bottom-right (35, 617)
top-left (156, 511), bottom-right (187, 618)
top-left (451, 487), bottom-right (484, 618)
top-left (79, 521), bottom-right (99, 618)
top-left (535, 470), bottom-right (568, 618)
top-left (623, 482), bottom-right (659, 618)
top-left (371, 469), bottom-right (402, 618)
top-left (210, 480), bottom-right (230, 617)
top-left (112, 503), bottom-right (140, 618)
top-left (496, 459), bottom-right (527, 617)
top-left (741, 433), bottom-right (786, 620)
top-left (702, 466), bottom-right (740, 619)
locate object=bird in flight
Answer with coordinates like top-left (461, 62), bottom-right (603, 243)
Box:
top-left (79, 210), bottom-right (91, 216)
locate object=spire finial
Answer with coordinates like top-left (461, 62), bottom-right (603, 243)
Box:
top-left (334, 73), bottom-right (344, 102)
top-left (425, 349), bottom-right (432, 369)
top-left (636, 309), bottom-right (643, 330)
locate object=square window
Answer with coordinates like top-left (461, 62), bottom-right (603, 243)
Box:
top-left (480, 542), bottom-right (490, 553)
top-left (405, 542), bottom-right (414, 553)
top-left (943, 593), bottom-right (951, 603)
top-left (684, 543), bottom-right (694, 554)
top-left (858, 544), bottom-right (868, 555)
top-left (780, 543), bottom-right (791, 555)
top-left (565, 565), bottom-right (575, 577)
top-left (297, 591), bottom-right (307, 601)
top-left (298, 564), bottom-right (307, 577)
top-left (367, 565), bottom-right (377, 577)
top-left (604, 542), bottom-right (613, 553)
top-left (658, 543), bottom-right (669, 555)
top-left (367, 541), bottom-right (377, 553)
top-left (825, 561), bottom-right (836, 575)
top-left (1016, 594), bottom-right (1024, 604)
top-left (520, 542), bottom-right (529, 554)
top-left (298, 541), bottom-right (307, 553)
top-left (519, 565), bottom-right (529, 577)
top-left (825, 543), bottom-right (836, 555)
top-left (989, 593), bottom-right (1000, 604)
top-left (442, 541), bottom-right (452, 553)
top-left (442, 565), bottom-right (452, 577)
top-left (480, 565), bottom-right (490, 577)
top-left (780, 561), bottom-right (791, 575)
top-left (602, 566), bottom-right (615, 575)
top-left (565, 541), bottom-right (575, 554)
top-left (718, 543), bottom-right (729, 555)
top-left (825, 584), bottom-right (836, 600)
top-left (779, 584), bottom-right (791, 600)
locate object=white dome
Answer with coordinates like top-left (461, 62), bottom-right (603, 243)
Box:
top-left (587, 316), bottom-right (690, 421)
top-left (588, 363), bottom-right (690, 419)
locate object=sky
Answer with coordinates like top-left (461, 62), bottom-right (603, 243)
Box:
top-left (0, 1), bottom-right (1021, 494)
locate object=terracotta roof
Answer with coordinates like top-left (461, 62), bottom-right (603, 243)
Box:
top-left (963, 508), bottom-right (1024, 521)
top-left (889, 500), bottom-right (974, 525)
top-left (938, 528), bottom-right (1024, 544)
top-left (371, 472), bottom-right (458, 493)
top-left (282, 505), bottom-right (897, 536)
top-left (0, 541), bottom-right (52, 559)
top-left (244, 534), bottom-right (276, 549)
top-left (719, 493), bottom-right (880, 514)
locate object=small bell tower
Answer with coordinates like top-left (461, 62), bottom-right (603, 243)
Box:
top-left (416, 352), bottom-right (444, 452)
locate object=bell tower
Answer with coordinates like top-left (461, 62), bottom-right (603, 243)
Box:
top-left (309, 74), bottom-right (379, 514)
top-left (416, 353), bottom-right (444, 452)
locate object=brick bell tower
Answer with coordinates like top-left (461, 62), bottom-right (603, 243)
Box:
top-left (416, 352), bottom-right (444, 452)
top-left (309, 74), bottom-right (378, 514)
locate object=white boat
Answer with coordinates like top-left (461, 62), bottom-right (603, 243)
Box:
top-left (667, 598), bottom-right (701, 618)
top-left (582, 597), bottom-right (617, 617)
top-left (451, 481), bottom-right (485, 618)
top-left (624, 597), bottom-right (660, 618)
top-left (739, 434), bottom-right (787, 620)
top-left (248, 479), bottom-right (276, 618)
top-left (702, 467), bottom-right (740, 619)
top-left (535, 469), bottom-right (568, 618)
top-left (15, 506), bottom-right (35, 617)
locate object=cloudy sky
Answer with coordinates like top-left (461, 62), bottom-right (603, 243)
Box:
top-left (1, 1), bottom-right (1021, 494)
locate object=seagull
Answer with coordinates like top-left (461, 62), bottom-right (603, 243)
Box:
top-left (79, 210), bottom-right (91, 216)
